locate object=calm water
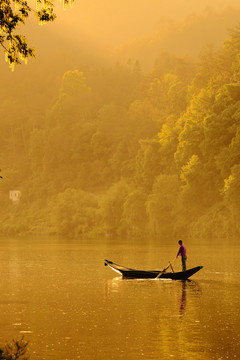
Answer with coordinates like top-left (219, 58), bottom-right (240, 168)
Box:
top-left (0, 237), bottom-right (239, 360)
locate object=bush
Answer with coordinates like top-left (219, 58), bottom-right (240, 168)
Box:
top-left (0, 338), bottom-right (29, 360)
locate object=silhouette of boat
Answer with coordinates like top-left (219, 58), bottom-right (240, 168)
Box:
top-left (104, 259), bottom-right (203, 280)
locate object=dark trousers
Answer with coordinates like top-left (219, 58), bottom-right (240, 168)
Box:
top-left (181, 256), bottom-right (187, 271)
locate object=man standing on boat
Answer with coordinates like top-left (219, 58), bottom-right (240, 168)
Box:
top-left (176, 240), bottom-right (187, 271)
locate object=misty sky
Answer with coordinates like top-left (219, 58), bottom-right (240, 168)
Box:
top-left (52, 0), bottom-right (240, 45)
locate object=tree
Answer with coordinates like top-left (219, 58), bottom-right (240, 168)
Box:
top-left (0, 337), bottom-right (29, 360)
top-left (122, 188), bottom-right (148, 237)
top-left (134, 139), bottom-right (163, 191)
top-left (148, 73), bottom-right (187, 117)
top-left (174, 88), bottom-right (214, 169)
top-left (99, 180), bottom-right (130, 236)
top-left (0, 0), bottom-right (73, 70)
top-left (223, 164), bottom-right (240, 214)
top-left (146, 174), bottom-right (180, 237)
top-left (50, 188), bottom-right (99, 238)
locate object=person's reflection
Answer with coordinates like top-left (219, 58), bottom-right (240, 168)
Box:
top-left (179, 280), bottom-right (187, 316)
top-left (179, 280), bottom-right (202, 316)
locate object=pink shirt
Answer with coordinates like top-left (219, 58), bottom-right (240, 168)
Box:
top-left (177, 244), bottom-right (187, 257)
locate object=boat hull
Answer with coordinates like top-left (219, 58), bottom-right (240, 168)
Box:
top-left (104, 260), bottom-right (203, 280)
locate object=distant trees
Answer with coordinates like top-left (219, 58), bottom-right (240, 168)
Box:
top-left (223, 164), bottom-right (240, 215)
top-left (99, 180), bottom-right (131, 236)
top-left (0, 0), bottom-right (73, 69)
top-left (148, 73), bottom-right (187, 118)
top-left (50, 188), bottom-right (99, 238)
top-left (146, 174), bottom-right (180, 237)
top-left (1, 25), bottom-right (240, 240)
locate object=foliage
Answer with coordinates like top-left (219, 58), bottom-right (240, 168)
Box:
top-left (99, 180), bottom-right (131, 236)
top-left (2, 24), bottom-right (240, 240)
top-left (223, 164), bottom-right (240, 214)
top-left (121, 188), bottom-right (148, 237)
top-left (0, 337), bottom-right (29, 360)
top-left (0, 0), bottom-right (73, 69)
top-left (146, 174), bottom-right (180, 237)
top-left (50, 188), bottom-right (99, 238)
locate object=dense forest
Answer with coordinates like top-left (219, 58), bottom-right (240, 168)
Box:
top-left (0, 25), bottom-right (240, 240)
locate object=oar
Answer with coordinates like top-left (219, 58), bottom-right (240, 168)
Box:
top-left (155, 258), bottom-right (176, 279)
top-left (169, 261), bottom-right (175, 273)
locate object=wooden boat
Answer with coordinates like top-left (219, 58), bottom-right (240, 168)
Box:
top-left (104, 259), bottom-right (203, 280)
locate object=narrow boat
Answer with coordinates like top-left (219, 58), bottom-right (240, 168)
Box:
top-left (104, 259), bottom-right (203, 280)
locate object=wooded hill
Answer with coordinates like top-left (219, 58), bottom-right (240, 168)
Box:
top-left (0, 25), bottom-right (240, 240)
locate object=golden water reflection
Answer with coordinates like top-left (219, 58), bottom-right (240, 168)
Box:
top-left (0, 238), bottom-right (240, 360)
top-left (106, 277), bottom-right (202, 318)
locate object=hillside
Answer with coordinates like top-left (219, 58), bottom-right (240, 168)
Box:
top-left (113, 7), bottom-right (240, 70)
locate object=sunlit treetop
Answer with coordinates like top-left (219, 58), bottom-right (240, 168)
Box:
top-left (0, 0), bottom-right (73, 71)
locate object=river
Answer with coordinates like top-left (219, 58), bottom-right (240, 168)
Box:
top-left (0, 237), bottom-right (239, 359)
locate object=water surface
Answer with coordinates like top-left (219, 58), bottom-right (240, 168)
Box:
top-left (0, 237), bottom-right (239, 359)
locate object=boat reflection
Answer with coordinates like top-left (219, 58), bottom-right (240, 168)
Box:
top-left (105, 276), bottom-right (202, 318)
